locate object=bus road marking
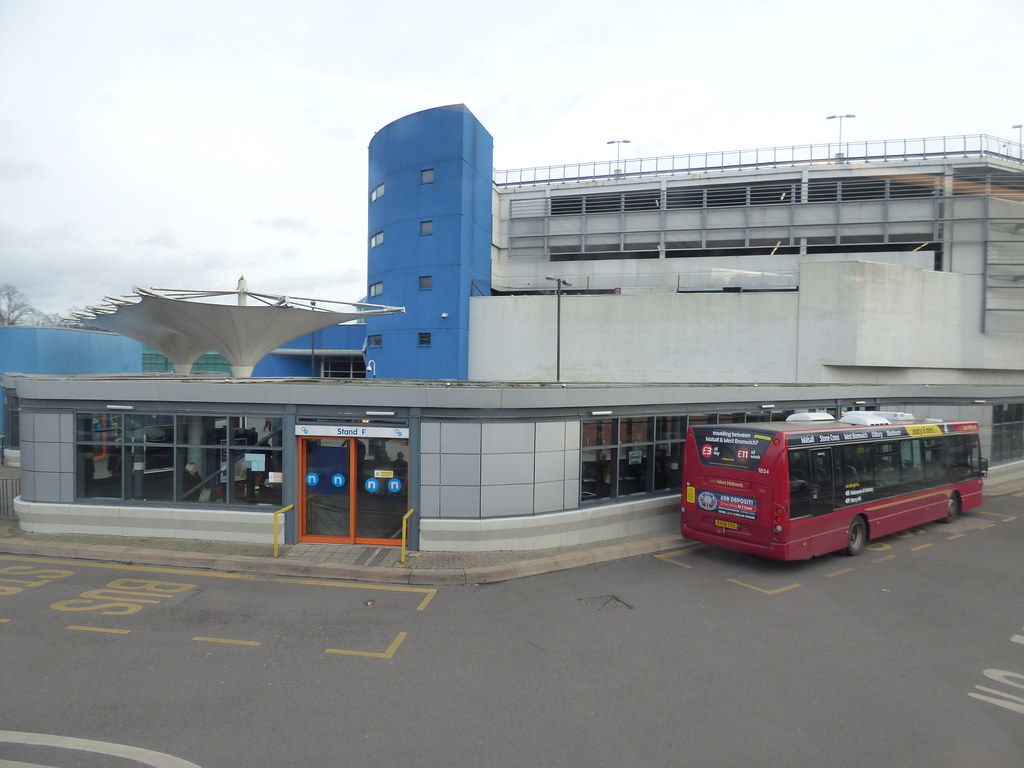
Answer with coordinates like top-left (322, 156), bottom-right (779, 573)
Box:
top-left (274, 578), bottom-right (437, 611)
top-left (325, 631), bottom-right (407, 659)
top-left (653, 543), bottom-right (704, 568)
top-left (726, 579), bottom-right (800, 595)
top-left (67, 625), bottom-right (132, 634)
top-left (911, 543), bottom-right (934, 551)
top-left (946, 533), bottom-right (966, 541)
top-left (871, 554), bottom-right (896, 563)
top-left (977, 510), bottom-right (1017, 522)
top-left (979, 523), bottom-right (996, 530)
top-left (193, 636), bottom-right (261, 647)
top-left (824, 568), bottom-right (854, 578)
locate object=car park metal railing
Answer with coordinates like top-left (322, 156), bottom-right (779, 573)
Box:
top-left (493, 134), bottom-right (1024, 187)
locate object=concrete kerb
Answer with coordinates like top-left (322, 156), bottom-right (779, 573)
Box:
top-left (0, 529), bottom-right (684, 586)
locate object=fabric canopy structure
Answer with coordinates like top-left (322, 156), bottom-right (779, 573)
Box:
top-left (72, 280), bottom-right (404, 377)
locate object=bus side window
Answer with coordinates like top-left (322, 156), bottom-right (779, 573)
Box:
top-left (809, 448), bottom-right (835, 515)
top-left (788, 449), bottom-right (811, 519)
top-left (901, 439), bottom-right (924, 490)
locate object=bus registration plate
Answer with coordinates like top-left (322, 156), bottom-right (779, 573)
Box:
top-left (714, 519), bottom-right (739, 530)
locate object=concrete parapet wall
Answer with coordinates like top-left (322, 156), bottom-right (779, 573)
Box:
top-left (13, 498), bottom-right (278, 544)
top-left (418, 495), bottom-right (679, 551)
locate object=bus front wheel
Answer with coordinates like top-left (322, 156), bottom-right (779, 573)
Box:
top-left (844, 516), bottom-right (867, 556)
top-left (943, 493), bottom-right (961, 524)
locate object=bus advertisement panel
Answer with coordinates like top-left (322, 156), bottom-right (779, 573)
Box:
top-left (680, 417), bottom-right (985, 561)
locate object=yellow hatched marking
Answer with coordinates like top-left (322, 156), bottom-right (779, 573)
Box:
top-left (825, 568), bottom-right (854, 578)
top-left (67, 626), bottom-right (132, 634)
top-left (911, 543), bottom-right (934, 551)
top-left (276, 577), bottom-right (437, 611)
top-left (727, 579), bottom-right (800, 595)
top-left (946, 533), bottom-right (966, 540)
top-left (871, 555), bottom-right (896, 563)
top-left (193, 636), bottom-right (260, 646)
top-left (326, 631), bottom-right (407, 659)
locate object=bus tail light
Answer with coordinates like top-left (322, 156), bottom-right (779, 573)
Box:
top-left (772, 506), bottom-right (786, 538)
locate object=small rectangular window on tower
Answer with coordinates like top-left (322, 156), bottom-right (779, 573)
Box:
top-left (369, 282), bottom-right (383, 297)
top-left (370, 183), bottom-right (385, 202)
top-left (368, 334), bottom-right (382, 348)
top-left (421, 168), bottom-right (435, 184)
top-left (370, 231), bottom-right (384, 248)
top-left (418, 332), bottom-right (431, 346)
top-left (420, 220), bottom-right (433, 235)
top-left (419, 275), bottom-right (432, 290)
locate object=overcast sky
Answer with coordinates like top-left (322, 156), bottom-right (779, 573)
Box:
top-left (1, 0), bottom-right (1021, 316)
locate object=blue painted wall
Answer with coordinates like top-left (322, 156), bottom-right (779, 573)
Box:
top-left (0, 326), bottom-right (142, 439)
top-left (365, 104), bottom-right (493, 380)
top-left (252, 324), bottom-right (369, 377)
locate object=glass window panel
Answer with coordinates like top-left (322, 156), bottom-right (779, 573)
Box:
top-left (227, 448), bottom-right (283, 506)
top-left (656, 415), bottom-right (687, 442)
top-left (177, 447), bottom-right (226, 503)
top-left (176, 415), bottom-right (226, 445)
top-left (653, 442), bottom-right (683, 491)
top-left (76, 443), bottom-right (121, 499)
top-left (77, 413), bottom-right (124, 442)
top-left (581, 448), bottom-right (615, 502)
top-left (618, 417), bottom-right (650, 444)
top-left (618, 445), bottom-right (649, 496)
top-left (582, 419), bottom-right (615, 447)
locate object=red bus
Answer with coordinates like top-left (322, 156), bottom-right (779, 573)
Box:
top-left (680, 412), bottom-right (987, 560)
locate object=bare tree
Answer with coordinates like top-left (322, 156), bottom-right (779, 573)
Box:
top-left (0, 284), bottom-right (36, 325)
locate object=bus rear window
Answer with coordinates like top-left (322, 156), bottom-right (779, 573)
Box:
top-left (692, 428), bottom-right (773, 471)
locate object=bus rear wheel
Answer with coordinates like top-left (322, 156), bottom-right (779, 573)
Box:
top-left (943, 493), bottom-right (961, 524)
top-left (844, 516), bottom-right (867, 556)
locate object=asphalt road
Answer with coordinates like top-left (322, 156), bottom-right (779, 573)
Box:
top-left (1, 493), bottom-right (1022, 768)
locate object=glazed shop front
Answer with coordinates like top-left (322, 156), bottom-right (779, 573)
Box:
top-left (296, 424), bottom-right (409, 545)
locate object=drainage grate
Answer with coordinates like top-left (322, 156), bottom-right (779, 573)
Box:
top-left (354, 547), bottom-right (379, 566)
top-left (578, 595), bottom-right (632, 613)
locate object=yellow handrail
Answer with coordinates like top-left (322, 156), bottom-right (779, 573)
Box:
top-left (273, 504), bottom-right (294, 558)
top-left (400, 508), bottom-right (415, 564)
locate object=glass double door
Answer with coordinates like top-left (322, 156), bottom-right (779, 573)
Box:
top-left (298, 436), bottom-right (409, 545)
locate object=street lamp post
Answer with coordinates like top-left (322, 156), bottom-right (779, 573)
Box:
top-left (607, 139), bottom-right (631, 172)
top-left (545, 275), bottom-right (571, 381)
top-left (826, 114), bottom-right (855, 161)
top-left (1014, 124), bottom-right (1023, 158)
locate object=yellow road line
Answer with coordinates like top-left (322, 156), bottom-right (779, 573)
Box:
top-left (825, 567), bottom-right (854, 578)
top-left (946, 533), bottom-right (966, 540)
top-left (653, 553), bottom-right (693, 568)
top-left (979, 523), bottom-right (996, 530)
top-left (275, 578), bottom-right (437, 611)
top-left (871, 555), bottom-right (896, 563)
top-left (726, 579), bottom-right (800, 595)
top-left (325, 631), bottom-right (407, 658)
top-left (0, 555), bottom-right (263, 581)
top-left (67, 626), bottom-right (132, 634)
top-left (0, 618), bottom-right (11, 623)
top-left (193, 636), bottom-right (261, 646)
top-left (911, 543), bottom-right (934, 551)
top-left (977, 511), bottom-right (1017, 522)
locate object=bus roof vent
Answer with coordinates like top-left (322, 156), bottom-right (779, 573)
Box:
top-left (786, 412), bottom-right (835, 423)
top-left (839, 412), bottom-right (892, 426)
top-left (873, 411), bottom-right (916, 422)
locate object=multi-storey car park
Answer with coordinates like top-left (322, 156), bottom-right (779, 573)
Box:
top-left (3, 104), bottom-right (1023, 552)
